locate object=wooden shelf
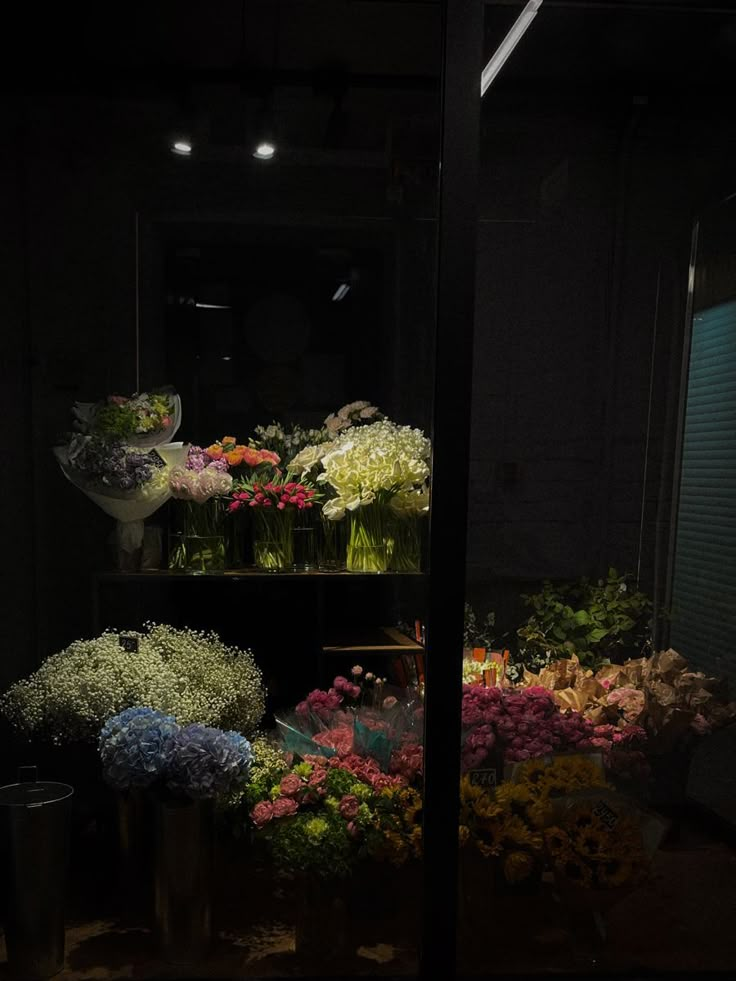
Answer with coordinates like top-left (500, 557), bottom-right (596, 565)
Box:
top-left (323, 626), bottom-right (424, 655)
top-left (96, 570), bottom-right (426, 583)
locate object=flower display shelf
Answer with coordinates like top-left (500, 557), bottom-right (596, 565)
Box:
top-left (96, 570), bottom-right (426, 581)
top-left (322, 626), bottom-right (424, 656)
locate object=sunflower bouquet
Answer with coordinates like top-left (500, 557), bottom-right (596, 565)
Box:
top-left (544, 788), bottom-right (667, 895)
top-left (460, 755), bottom-right (614, 887)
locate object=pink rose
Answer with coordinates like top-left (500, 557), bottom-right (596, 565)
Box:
top-left (351, 665), bottom-right (363, 677)
top-left (339, 795), bottom-right (360, 820)
top-left (279, 774), bottom-right (303, 797)
top-left (251, 801), bottom-right (274, 828)
top-left (272, 796), bottom-right (299, 819)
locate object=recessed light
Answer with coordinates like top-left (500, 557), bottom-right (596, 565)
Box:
top-left (332, 283), bottom-right (351, 302)
top-left (253, 142), bottom-right (276, 160)
top-left (171, 140), bottom-right (193, 156)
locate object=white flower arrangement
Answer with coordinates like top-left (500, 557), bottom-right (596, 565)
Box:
top-left (1, 624), bottom-right (265, 744)
top-left (288, 441), bottom-right (332, 476)
top-left (316, 419), bottom-right (431, 520)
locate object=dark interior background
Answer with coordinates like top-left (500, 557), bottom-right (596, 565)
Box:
top-left (2, 0), bottom-right (736, 690)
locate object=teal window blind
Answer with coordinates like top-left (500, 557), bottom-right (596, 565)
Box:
top-left (671, 298), bottom-right (736, 681)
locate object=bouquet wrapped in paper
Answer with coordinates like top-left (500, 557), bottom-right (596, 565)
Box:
top-left (54, 436), bottom-right (188, 553)
top-left (519, 649), bottom-right (736, 754)
top-left (72, 388), bottom-right (181, 448)
top-left (276, 669), bottom-right (423, 783)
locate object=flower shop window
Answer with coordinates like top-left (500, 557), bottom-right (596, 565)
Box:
top-left (0, 1), bottom-right (482, 978)
top-left (459, 1), bottom-right (736, 976)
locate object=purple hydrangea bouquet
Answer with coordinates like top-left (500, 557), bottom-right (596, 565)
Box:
top-left (54, 384), bottom-right (190, 557)
top-left (100, 706), bottom-right (253, 799)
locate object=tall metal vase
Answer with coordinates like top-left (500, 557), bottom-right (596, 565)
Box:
top-left (154, 796), bottom-right (214, 963)
top-left (0, 771), bottom-right (73, 979)
top-left (117, 790), bottom-right (153, 919)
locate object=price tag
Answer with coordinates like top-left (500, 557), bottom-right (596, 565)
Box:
top-left (592, 799), bottom-right (619, 829)
top-left (469, 768), bottom-right (497, 789)
top-left (119, 635), bottom-right (139, 654)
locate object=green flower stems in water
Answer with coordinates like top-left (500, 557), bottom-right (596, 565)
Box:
top-left (169, 500), bottom-right (225, 574)
top-left (252, 507), bottom-right (295, 571)
top-left (318, 514), bottom-right (348, 571)
top-left (347, 504), bottom-right (389, 573)
top-left (388, 513), bottom-right (423, 573)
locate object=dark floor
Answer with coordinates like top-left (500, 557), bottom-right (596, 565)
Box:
top-left (2, 815), bottom-right (736, 979)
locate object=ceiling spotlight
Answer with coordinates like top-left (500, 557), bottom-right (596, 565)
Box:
top-left (481, 0), bottom-right (543, 97)
top-left (195, 302), bottom-right (232, 310)
top-left (253, 141), bottom-right (276, 160)
top-left (171, 140), bottom-right (193, 156)
top-left (332, 283), bottom-right (350, 302)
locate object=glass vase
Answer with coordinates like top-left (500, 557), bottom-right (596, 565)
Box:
top-left (168, 500), bottom-right (225, 574)
top-left (225, 508), bottom-right (250, 570)
top-left (252, 507), bottom-right (295, 571)
top-left (292, 506), bottom-right (317, 571)
top-left (346, 504), bottom-right (389, 573)
top-left (388, 512), bottom-right (424, 572)
top-left (317, 513), bottom-right (348, 571)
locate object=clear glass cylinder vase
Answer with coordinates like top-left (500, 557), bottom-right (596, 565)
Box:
top-left (317, 513), bottom-right (348, 571)
top-left (346, 504), bottom-right (389, 573)
top-left (292, 506), bottom-right (317, 571)
top-left (388, 512), bottom-right (424, 572)
top-left (168, 499), bottom-right (225, 574)
top-left (251, 507), bottom-right (295, 571)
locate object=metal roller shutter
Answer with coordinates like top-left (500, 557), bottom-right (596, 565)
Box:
top-left (671, 299), bottom-right (736, 682)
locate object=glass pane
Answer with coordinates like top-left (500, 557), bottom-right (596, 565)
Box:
top-left (460, 2), bottom-right (736, 976)
top-left (1, 3), bottom-right (442, 977)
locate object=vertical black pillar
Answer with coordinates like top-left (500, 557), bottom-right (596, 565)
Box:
top-left (421, 0), bottom-right (481, 976)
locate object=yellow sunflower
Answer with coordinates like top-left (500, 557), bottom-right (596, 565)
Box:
top-left (503, 850), bottom-right (536, 884)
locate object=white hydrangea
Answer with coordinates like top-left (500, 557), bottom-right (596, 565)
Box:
top-left (0, 624), bottom-right (265, 744)
top-left (318, 420), bottom-right (431, 519)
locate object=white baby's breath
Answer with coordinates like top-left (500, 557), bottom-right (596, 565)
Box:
top-left (0, 624), bottom-right (265, 744)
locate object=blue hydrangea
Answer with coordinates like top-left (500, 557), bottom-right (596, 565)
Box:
top-left (99, 706), bottom-right (162, 746)
top-left (166, 724), bottom-right (253, 799)
top-left (99, 707), bottom-right (178, 791)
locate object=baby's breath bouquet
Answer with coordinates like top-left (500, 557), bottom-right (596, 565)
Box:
top-left (1, 624), bottom-right (265, 745)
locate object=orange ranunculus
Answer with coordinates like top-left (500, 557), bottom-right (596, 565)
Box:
top-left (221, 436), bottom-right (237, 446)
top-left (242, 447), bottom-right (260, 467)
top-left (207, 444), bottom-right (223, 459)
top-left (225, 449), bottom-right (244, 466)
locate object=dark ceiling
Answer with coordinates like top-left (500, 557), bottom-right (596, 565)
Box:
top-left (5, 1), bottom-right (735, 91)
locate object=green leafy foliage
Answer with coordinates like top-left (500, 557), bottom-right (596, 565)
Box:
top-left (517, 569), bottom-right (652, 670)
top-left (463, 603), bottom-right (496, 650)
